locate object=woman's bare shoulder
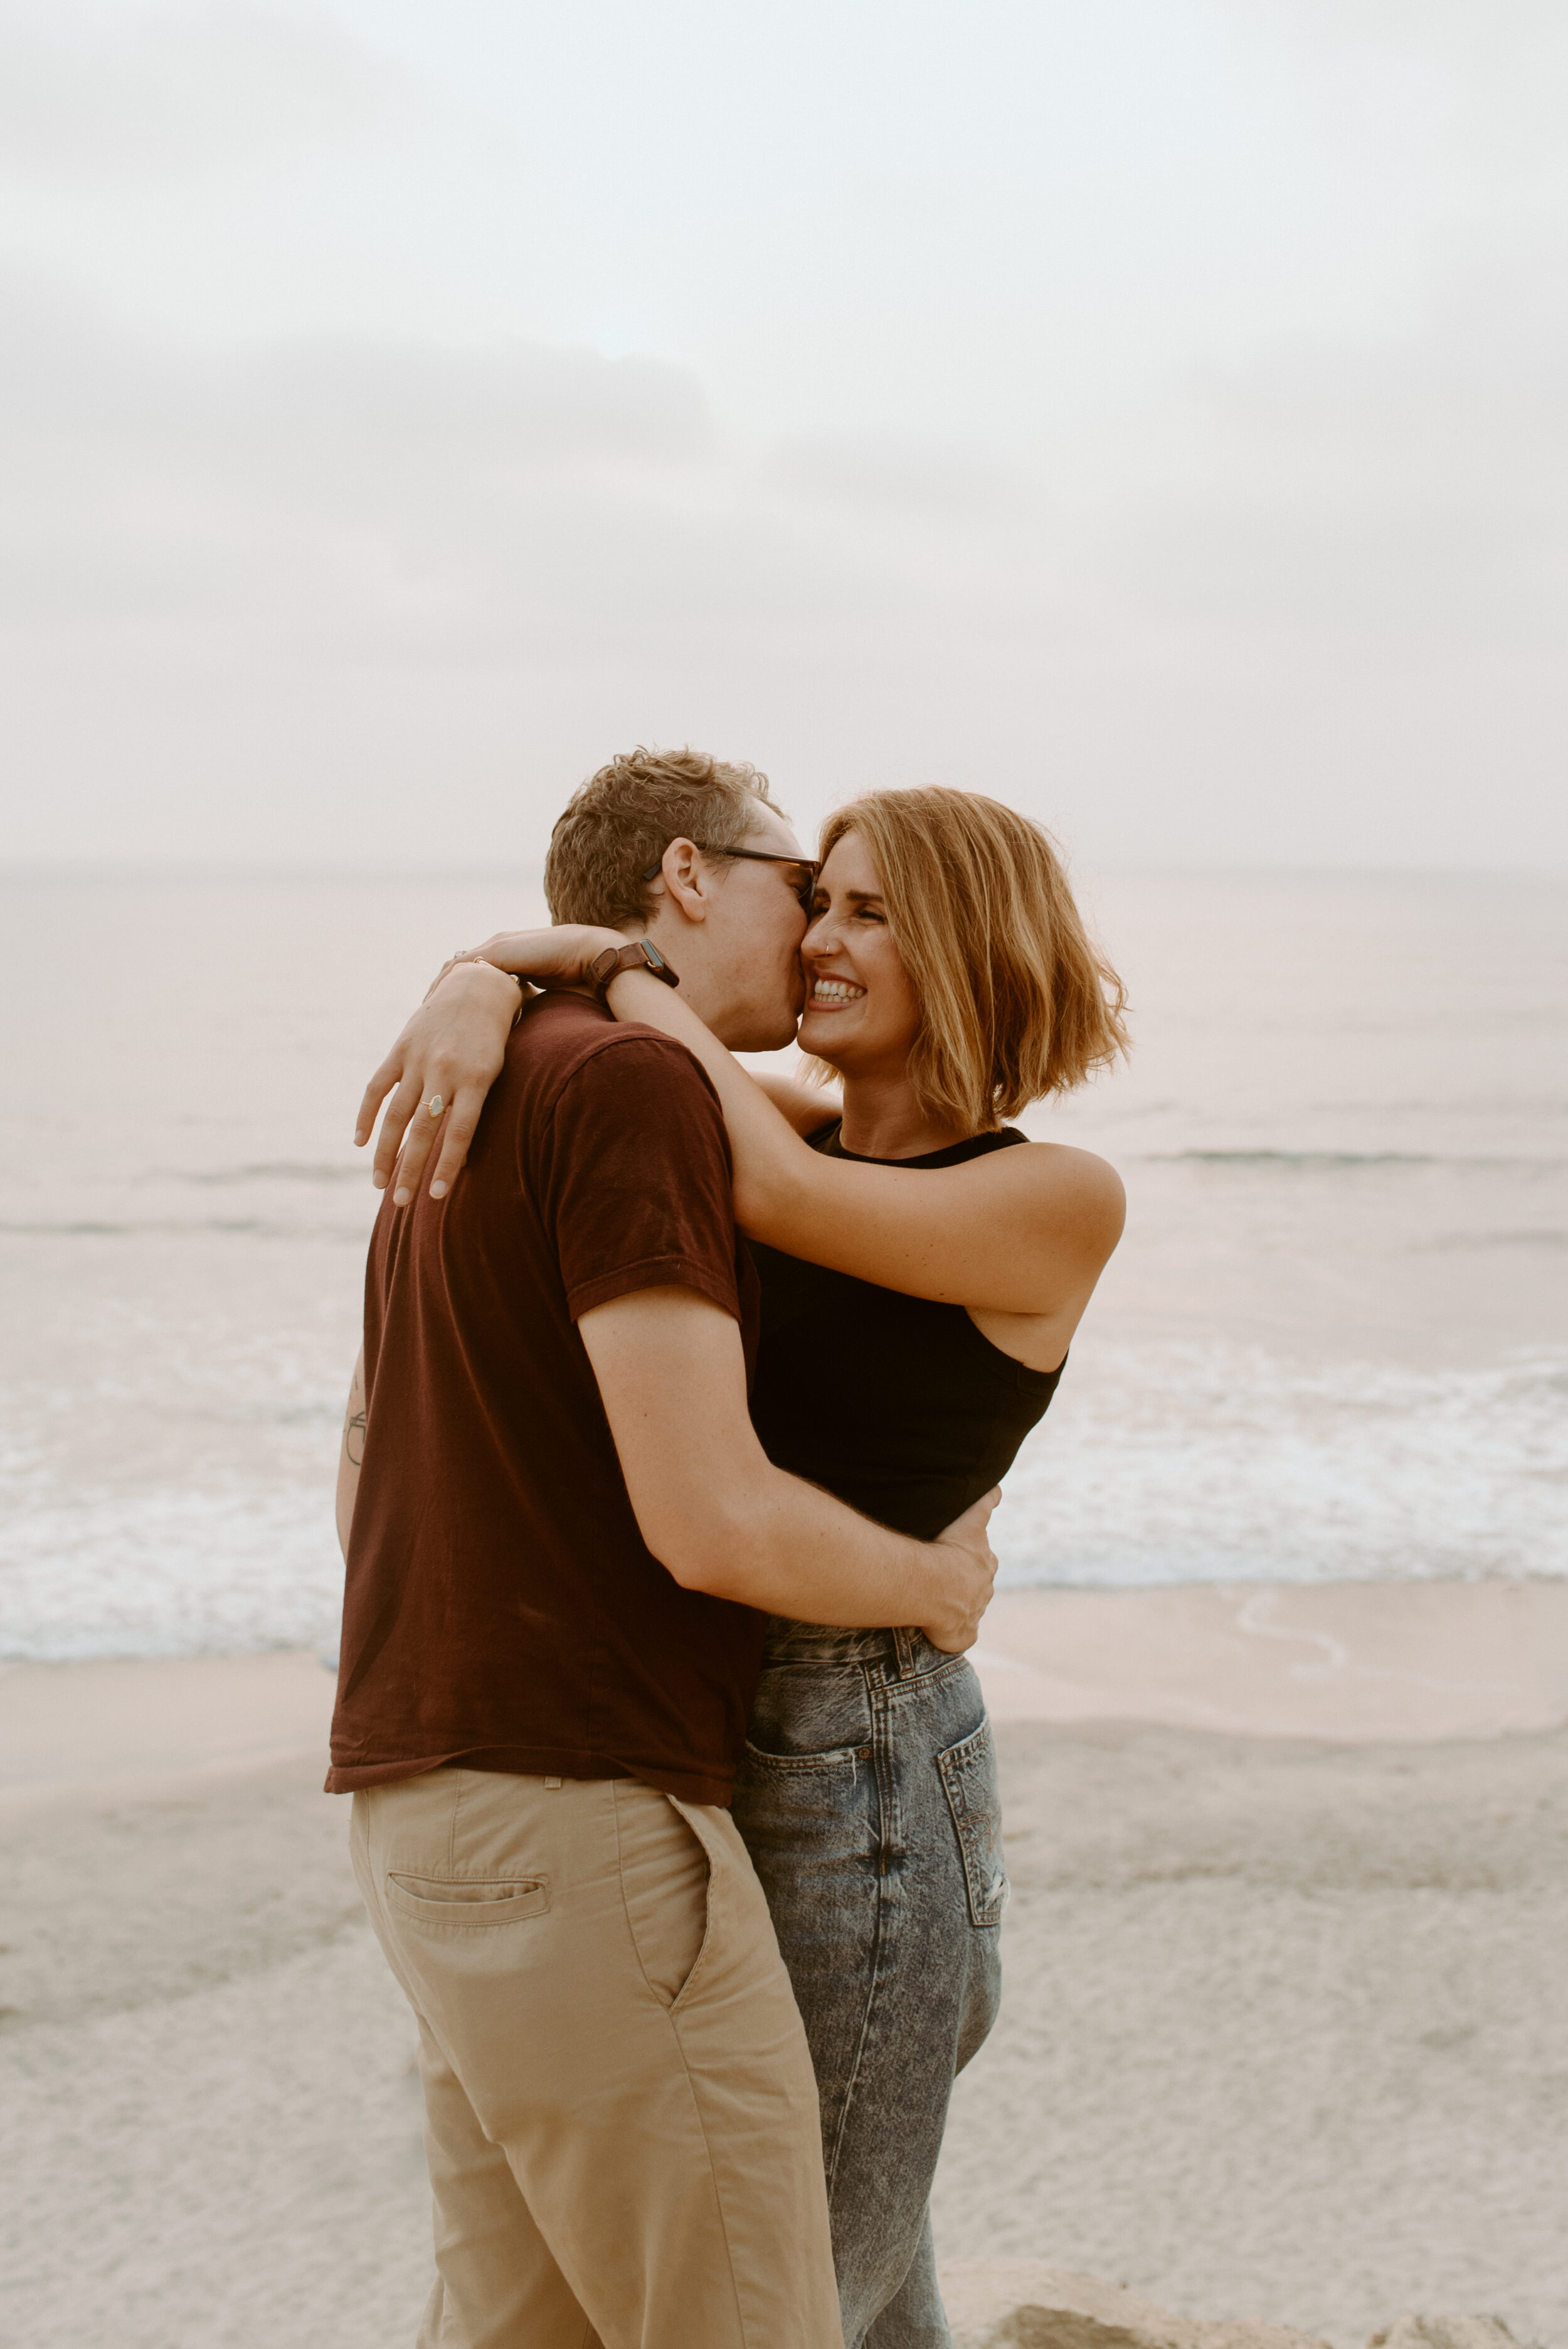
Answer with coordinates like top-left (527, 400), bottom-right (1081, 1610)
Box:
top-left (1004, 1133), bottom-right (1123, 1189)
top-left (972, 1137), bottom-right (1126, 1253)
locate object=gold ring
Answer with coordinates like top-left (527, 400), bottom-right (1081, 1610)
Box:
top-left (427, 1096), bottom-right (443, 1118)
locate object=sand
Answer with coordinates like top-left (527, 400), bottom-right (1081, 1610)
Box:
top-left (3, 1584), bottom-right (1567, 2349)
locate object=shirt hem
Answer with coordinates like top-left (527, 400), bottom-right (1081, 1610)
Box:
top-left (324, 1743), bottom-right (736, 1808)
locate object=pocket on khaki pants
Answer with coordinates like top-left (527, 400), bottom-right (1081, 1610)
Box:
top-left (384, 1874), bottom-right (551, 1929)
top-left (614, 1779), bottom-right (711, 2007)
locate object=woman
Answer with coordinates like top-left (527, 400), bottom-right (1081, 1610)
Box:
top-left (361, 788), bottom-right (1127, 2349)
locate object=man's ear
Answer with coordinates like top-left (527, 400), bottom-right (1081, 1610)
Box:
top-left (651, 838), bottom-right (712, 926)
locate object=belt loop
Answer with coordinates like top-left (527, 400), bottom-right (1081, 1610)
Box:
top-left (893, 1627), bottom-right (917, 1678)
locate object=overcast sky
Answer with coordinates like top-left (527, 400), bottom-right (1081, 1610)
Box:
top-left (2, 0), bottom-right (1564, 869)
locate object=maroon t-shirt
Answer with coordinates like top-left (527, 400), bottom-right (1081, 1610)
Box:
top-left (327, 992), bottom-right (765, 1806)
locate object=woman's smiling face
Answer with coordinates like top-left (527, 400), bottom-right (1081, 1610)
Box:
top-left (795, 830), bottom-right (923, 1076)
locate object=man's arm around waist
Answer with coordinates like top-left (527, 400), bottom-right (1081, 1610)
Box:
top-left (579, 1285), bottom-right (998, 1655)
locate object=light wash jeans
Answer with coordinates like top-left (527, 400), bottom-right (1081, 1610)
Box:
top-left (732, 1623), bottom-right (1007, 2349)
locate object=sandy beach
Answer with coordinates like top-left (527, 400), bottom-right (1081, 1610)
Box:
top-left (4, 1581), bottom-right (1567, 2349)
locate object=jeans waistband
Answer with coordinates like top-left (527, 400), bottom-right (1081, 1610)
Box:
top-left (760, 1620), bottom-right (956, 1678)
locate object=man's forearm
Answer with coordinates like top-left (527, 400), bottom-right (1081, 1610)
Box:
top-left (684, 1466), bottom-right (960, 1634)
top-left (581, 1285), bottom-right (992, 1651)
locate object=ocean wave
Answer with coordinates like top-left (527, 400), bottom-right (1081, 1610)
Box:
top-left (1416, 1230), bottom-right (1568, 1253)
top-left (992, 1342), bottom-right (1568, 1592)
top-left (0, 1485), bottom-right (344, 1662)
top-left (157, 1161), bottom-right (367, 1187)
top-left (4, 1340), bottom-right (1565, 1660)
top-left (1142, 1150), bottom-right (1567, 1170)
top-left (0, 1217), bottom-right (369, 1241)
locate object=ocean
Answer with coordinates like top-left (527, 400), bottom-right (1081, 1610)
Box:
top-left (2, 867), bottom-right (1564, 1661)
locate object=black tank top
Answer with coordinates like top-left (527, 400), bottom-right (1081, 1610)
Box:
top-left (748, 1122), bottom-right (1065, 1542)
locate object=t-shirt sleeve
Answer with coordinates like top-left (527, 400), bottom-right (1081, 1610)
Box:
top-left (541, 1032), bottom-right (743, 1324)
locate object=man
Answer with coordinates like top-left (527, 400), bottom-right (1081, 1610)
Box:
top-left (331, 747), bottom-right (997, 2349)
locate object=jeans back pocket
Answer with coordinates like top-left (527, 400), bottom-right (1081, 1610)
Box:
top-left (937, 1720), bottom-right (1009, 1927)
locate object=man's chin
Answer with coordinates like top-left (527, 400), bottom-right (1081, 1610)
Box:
top-left (717, 979), bottom-right (807, 1054)
top-left (743, 1014), bottom-right (805, 1053)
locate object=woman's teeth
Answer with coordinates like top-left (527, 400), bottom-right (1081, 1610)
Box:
top-left (811, 979), bottom-right (865, 1004)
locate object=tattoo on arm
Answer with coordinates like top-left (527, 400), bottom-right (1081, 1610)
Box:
top-left (343, 1360), bottom-right (366, 1468)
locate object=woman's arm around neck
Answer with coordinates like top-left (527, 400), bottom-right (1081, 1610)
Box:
top-left (601, 966), bottom-right (1125, 1335)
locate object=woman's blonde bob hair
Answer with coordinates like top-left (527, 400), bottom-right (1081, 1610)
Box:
top-left (814, 788), bottom-right (1128, 1133)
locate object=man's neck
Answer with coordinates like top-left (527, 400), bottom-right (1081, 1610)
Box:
top-left (635, 918), bottom-right (743, 1044)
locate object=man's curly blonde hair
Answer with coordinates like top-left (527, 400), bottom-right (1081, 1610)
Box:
top-left (545, 746), bottom-right (781, 930)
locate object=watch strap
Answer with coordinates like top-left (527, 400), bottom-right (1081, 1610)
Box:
top-left (589, 940), bottom-right (680, 1000)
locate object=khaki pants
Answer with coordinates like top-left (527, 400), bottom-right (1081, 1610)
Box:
top-left (351, 1768), bottom-right (844, 2349)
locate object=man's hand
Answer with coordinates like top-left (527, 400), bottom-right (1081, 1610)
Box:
top-left (921, 1488), bottom-right (1002, 1653)
top-left (354, 926), bottom-right (625, 1205)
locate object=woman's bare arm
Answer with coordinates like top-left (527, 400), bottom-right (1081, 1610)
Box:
top-left (355, 955), bottom-right (549, 1206)
top-left (356, 931), bottom-right (1124, 1327)
top-left (596, 967), bottom-right (1125, 1322)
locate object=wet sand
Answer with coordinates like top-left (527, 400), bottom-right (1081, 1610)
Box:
top-left (4, 1583), bottom-right (1566, 2348)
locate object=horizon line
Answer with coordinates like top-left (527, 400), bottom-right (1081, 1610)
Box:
top-left (3, 858), bottom-right (1565, 884)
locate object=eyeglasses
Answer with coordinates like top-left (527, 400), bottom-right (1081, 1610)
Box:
top-left (642, 843), bottom-right (821, 913)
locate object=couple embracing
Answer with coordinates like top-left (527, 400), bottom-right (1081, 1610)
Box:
top-left (330, 746), bottom-right (1126, 2349)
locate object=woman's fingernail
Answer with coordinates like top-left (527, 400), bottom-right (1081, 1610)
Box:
top-left (353, 1130), bottom-right (364, 1146)
top-left (393, 1187), bottom-right (409, 1207)
top-left (430, 1180), bottom-right (447, 1198)
top-left (372, 1172), bottom-right (387, 1189)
